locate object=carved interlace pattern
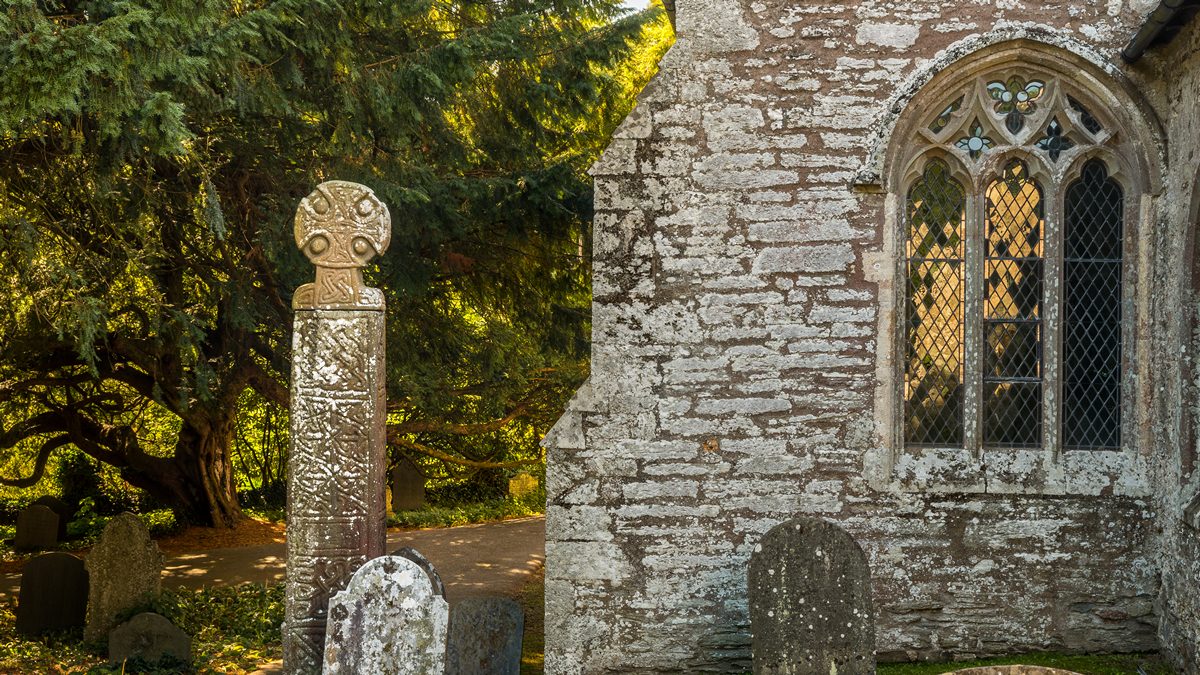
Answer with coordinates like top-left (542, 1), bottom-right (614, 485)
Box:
top-left (293, 181), bottom-right (392, 311)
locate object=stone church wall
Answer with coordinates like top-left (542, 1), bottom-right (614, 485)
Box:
top-left (544, 0), bottom-right (1195, 672)
top-left (1145, 14), bottom-right (1200, 674)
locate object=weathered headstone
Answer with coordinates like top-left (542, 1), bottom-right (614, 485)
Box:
top-left (84, 513), bottom-right (164, 643)
top-left (446, 596), bottom-right (524, 675)
top-left (748, 517), bottom-right (875, 675)
top-left (322, 555), bottom-right (449, 674)
top-left (32, 495), bottom-right (72, 540)
top-left (15, 552), bottom-right (88, 635)
top-left (391, 458), bottom-right (426, 512)
top-left (393, 546), bottom-right (447, 599)
top-left (108, 612), bottom-right (191, 668)
top-left (14, 505), bottom-right (59, 552)
top-left (507, 472), bottom-right (538, 499)
top-left (284, 181), bottom-right (391, 673)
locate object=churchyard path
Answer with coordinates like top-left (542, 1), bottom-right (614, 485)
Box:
top-left (0, 516), bottom-right (545, 603)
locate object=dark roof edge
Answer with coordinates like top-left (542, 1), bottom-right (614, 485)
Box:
top-left (1123, 0), bottom-right (1200, 63)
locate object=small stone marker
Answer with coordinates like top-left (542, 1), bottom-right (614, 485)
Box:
top-left (393, 546), bottom-right (447, 599)
top-left (15, 552), bottom-right (88, 635)
top-left (14, 504), bottom-right (59, 552)
top-left (446, 596), bottom-right (525, 675)
top-left (108, 612), bottom-right (192, 668)
top-left (323, 555), bottom-right (449, 674)
top-left (391, 458), bottom-right (426, 512)
top-left (84, 513), bottom-right (164, 643)
top-left (31, 495), bottom-right (72, 540)
top-left (748, 517), bottom-right (875, 675)
top-left (507, 473), bottom-right (538, 499)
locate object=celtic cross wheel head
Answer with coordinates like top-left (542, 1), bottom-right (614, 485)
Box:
top-left (293, 181), bottom-right (392, 310)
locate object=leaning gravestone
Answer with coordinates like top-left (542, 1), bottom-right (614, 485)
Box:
top-left (31, 495), bottom-right (72, 540)
top-left (15, 552), bottom-right (88, 635)
top-left (391, 458), bottom-right (426, 512)
top-left (84, 513), bottom-right (164, 643)
top-left (748, 517), bottom-right (875, 675)
top-left (323, 555), bottom-right (449, 674)
top-left (284, 181), bottom-right (391, 673)
top-left (446, 596), bottom-right (525, 675)
top-left (108, 612), bottom-right (191, 668)
top-left (14, 505), bottom-right (59, 552)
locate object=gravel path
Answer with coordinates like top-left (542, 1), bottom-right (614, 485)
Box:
top-left (1, 516), bottom-right (545, 603)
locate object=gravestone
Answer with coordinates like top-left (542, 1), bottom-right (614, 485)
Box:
top-left (748, 517), bottom-right (875, 675)
top-left (84, 513), bottom-right (164, 643)
top-left (283, 181), bottom-right (391, 673)
top-left (322, 555), bottom-right (449, 674)
top-left (32, 495), bottom-right (72, 540)
top-left (507, 473), bottom-right (538, 499)
top-left (15, 552), bottom-right (88, 635)
top-left (391, 458), bottom-right (426, 512)
top-left (14, 505), bottom-right (59, 552)
top-left (108, 612), bottom-right (191, 668)
top-left (393, 546), bottom-right (447, 599)
top-left (446, 596), bottom-right (524, 675)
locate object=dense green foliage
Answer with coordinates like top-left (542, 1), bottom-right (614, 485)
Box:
top-left (876, 652), bottom-right (1171, 674)
top-left (0, 582), bottom-right (285, 673)
top-left (0, 0), bottom-right (672, 525)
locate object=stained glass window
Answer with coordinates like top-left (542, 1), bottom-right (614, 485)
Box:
top-left (904, 160), bottom-right (965, 446)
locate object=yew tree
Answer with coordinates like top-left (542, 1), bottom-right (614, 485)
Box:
top-left (0, 0), bottom-right (667, 526)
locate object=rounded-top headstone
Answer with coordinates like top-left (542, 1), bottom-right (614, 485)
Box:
top-left (446, 596), bottom-right (524, 675)
top-left (748, 517), bottom-right (875, 675)
top-left (14, 504), bottom-right (60, 552)
top-left (108, 612), bottom-right (191, 667)
top-left (31, 496), bottom-right (73, 540)
top-left (84, 513), bottom-right (164, 643)
top-left (323, 554), bottom-right (449, 674)
top-left (15, 552), bottom-right (88, 635)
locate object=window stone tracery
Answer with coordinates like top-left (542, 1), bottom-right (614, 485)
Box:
top-left (899, 69), bottom-right (1131, 458)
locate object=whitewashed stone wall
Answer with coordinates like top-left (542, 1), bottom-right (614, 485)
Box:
top-left (545, 0), bottom-right (1199, 672)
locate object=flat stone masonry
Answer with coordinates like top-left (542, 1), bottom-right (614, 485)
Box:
top-left (283, 181), bottom-right (391, 673)
top-left (15, 552), bottom-right (88, 635)
top-left (14, 505), bottom-right (58, 552)
top-left (84, 513), bottom-right (163, 643)
top-left (748, 517), bottom-right (874, 674)
top-left (322, 555), bottom-right (449, 674)
top-left (446, 596), bottom-right (525, 675)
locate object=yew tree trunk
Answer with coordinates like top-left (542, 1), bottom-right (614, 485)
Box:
top-left (121, 415), bottom-right (243, 528)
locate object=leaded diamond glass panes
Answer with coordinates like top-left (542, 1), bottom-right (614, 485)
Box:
top-left (901, 71), bottom-right (1132, 458)
top-left (1063, 160), bottom-right (1123, 449)
top-left (983, 160), bottom-right (1043, 448)
top-left (904, 160), bottom-right (965, 446)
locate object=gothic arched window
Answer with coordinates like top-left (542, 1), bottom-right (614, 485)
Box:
top-left (901, 71), bottom-right (1128, 453)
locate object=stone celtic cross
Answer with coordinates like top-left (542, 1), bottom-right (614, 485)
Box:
top-left (283, 181), bottom-right (391, 673)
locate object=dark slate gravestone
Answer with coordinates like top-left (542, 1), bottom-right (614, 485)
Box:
top-left (85, 513), bottom-right (164, 643)
top-left (14, 505), bottom-right (59, 552)
top-left (31, 496), bottom-right (72, 540)
top-left (748, 517), bottom-right (875, 675)
top-left (15, 552), bottom-right (88, 635)
top-left (108, 612), bottom-right (192, 668)
top-left (391, 459), bottom-right (426, 512)
top-left (446, 596), bottom-right (524, 675)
